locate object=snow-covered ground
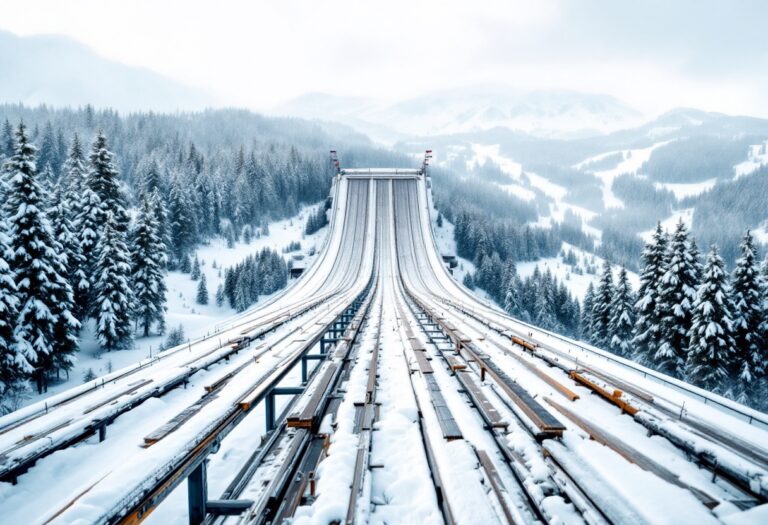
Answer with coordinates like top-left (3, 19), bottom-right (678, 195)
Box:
top-left (468, 143), bottom-right (523, 179)
top-left (498, 182), bottom-right (537, 201)
top-left (654, 178), bottom-right (717, 199)
top-left (639, 208), bottom-right (695, 242)
top-left (577, 141), bottom-right (673, 210)
top-left (21, 204), bottom-right (329, 408)
top-left (733, 140), bottom-right (768, 179)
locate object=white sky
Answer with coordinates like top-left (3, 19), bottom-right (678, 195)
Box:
top-left (2, 0), bottom-right (767, 116)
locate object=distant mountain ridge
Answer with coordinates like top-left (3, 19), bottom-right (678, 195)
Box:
top-left (273, 87), bottom-right (645, 141)
top-left (0, 30), bottom-right (214, 113)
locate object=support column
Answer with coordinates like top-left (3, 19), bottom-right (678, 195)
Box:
top-left (265, 391), bottom-right (276, 432)
top-left (188, 460), bottom-right (208, 525)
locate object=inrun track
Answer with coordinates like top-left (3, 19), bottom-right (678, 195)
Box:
top-left (1, 162), bottom-right (767, 525)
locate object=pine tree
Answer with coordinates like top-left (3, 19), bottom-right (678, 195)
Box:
top-left (47, 183), bottom-right (81, 285)
top-left (654, 221), bottom-right (699, 378)
top-left (130, 196), bottom-right (168, 337)
top-left (1, 119), bottom-right (14, 159)
top-left (590, 261), bottom-right (614, 348)
top-left (533, 271), bottom-right (559, 331)
top-left (87, 132), bottom-right (130, 233)
top-left (632, 223), bottom-right (668, 366)
top-left (61, 134), bottom-right (90, 309)
top-left (150, 189), bottom-right (171, 268)
top-left (608, 268), bottom-right (635, 357)
top-left (503, 275), bottom-right (524, 318)
top-left (196, 273), bottom-right (209, 305)
top-left (730, 230), bottom-right (766, 403)
top-left (215, 284), bottom-right (225, 307)
top-left (686, 246), bottom-right (736, 394)
top-left (37, 122), bottom-right (58, 179)
top-left (0, 226), bottom-right (22, 400)
top-left (191, 256), bottom-right (201, 280)
top-left (5, 123), bottom-right (79, 391)
top-left (168, 176), bottom-right (198, 263)
top-left (581, 282), bottom-right (595, 341)
top-left (94, 213), bottom-right (134, 351)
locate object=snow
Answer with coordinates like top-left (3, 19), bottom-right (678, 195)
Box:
top-left (468, 143), bottom-right (523, 179)
top-left (654, 178), bottom-right (717, 199)
top-left (18, 203), bottom-right (328, 408)
top-left (497, 182), bottom-right (537, 202)
top-left (526, 171), bottom-right (568, 201)
top-left (578, 141), bottom-right (674, 210)
top-left (721, 503), bottom-right (768, 525)
top-left (733, 140), bottom-right (768, 179)
top-left (639, 208), bottom-right (695, 242)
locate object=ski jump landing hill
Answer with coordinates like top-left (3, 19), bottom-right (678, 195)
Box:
top-left (1, 155), bottom-right (767, 525)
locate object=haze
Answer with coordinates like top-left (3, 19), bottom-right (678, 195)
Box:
top-left (1, 0), bottom-right (767, 117)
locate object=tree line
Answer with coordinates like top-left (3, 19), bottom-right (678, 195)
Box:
top-left (579, 223), bottom-right (767, 409)
top-left (219, 249), bottom-right (288, 312)
top-left (0, 123), bottom-right (168, 406)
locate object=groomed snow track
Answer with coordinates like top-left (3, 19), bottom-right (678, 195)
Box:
top-left (1, 168), bottom-right (768, 525)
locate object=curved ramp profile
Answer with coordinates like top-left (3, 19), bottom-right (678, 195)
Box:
top-left (1, 170), bottom-right (767, 525)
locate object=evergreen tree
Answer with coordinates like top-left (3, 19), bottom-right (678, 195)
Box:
top-left (168, 176), bottom-right (198, 263)
top-left (503, 274), bottom-right (524, 318)
top-left (632, 223), bottom-right (668, 366)
top-left (74, 179), bottom-right (102, 317)
top-left (730, 231), bottom-right (766, 403)
top-left (590, 261), bottom-right (614, 348)
top-left (130, 196), bottom-right (168, 337)
top-left (533, 271), bottom-right (559, 331)
top-left (215, 284), bottom-right (225, 307)
top-left (191, 256), bottom-right (201, 280)
top-left (87, 132), bottom-right (130, 232)
top-left (5, 123), bottom-right (79, 391)
top-left (36, 122), bottom-right (58, 179)
top-left (47, 183), bottom-right (81, 284)
top-left (581, 282), bottom-right (595, 341)
top-left (94, 213), bottom-right (134, 351)
top-left (654, 221), bottom-right (699, 378)
top-left (150, 189), bottom-right (171, 268)
top-left (196, 273), bottom-right (209, 305)
top-left (608, 268), bottom-right (635, 357)
top-left (1, 119), bottom-right (13, 159)
top-left (0, 227), bottom-right (22, 401)
top-left (687, 246), bottom-right (736, 394)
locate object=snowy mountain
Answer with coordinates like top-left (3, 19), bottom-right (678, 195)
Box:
top-left (0, 30), bottom-right (214, 113)
top-left (273, 87), bottom-right (644, 142)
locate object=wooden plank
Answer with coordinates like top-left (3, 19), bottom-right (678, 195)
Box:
top-left (458, 374), bottom-right (507, 430)
top-left (476, 449), bottom-right (517, 524)
top-left (569, 371), bottom-right (638, 416)
top-left (481, 359), bottom-right (565, 437)
top-left (425, 375), bottom-right (462, 440)
top-left (447, 356), bottom-right (466, 372)
top-left (414, 350), bottom-right (434, 374)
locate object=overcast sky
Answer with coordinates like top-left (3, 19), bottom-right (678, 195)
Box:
top-left (2, 0), bottom-right (767, 116)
